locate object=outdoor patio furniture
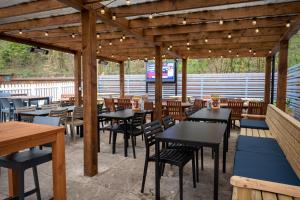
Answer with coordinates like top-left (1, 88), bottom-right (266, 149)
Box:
top-left (193, 99), bottom-right (205, 110)
top-left (166, 100), bottom-right (185, 121)
top-left (41, 103), bottom-right (59, 110)
top-left (49, 108), bottom-right (68, 135)
top-left (240, 119), bottom-right (269, 130)
top-left (15, 106), bottom-right (36, 122)
top-left (0, 122), bottom-right (66, 200)
top-left (12, 98), bottom-right (25, 108)
top-left (66, 106), bottom-right (84, 142)
top-left (104, 98), bottom-right (116, 112)
top-left (231, 105), bottom-right (300, 200)
top-left (112, 112), bottom-right (145, 158)
top-left (155, 121), bottom-right (227, 200)
top-left (228, 100), bottom-right (244, 127)
top-left (117, 98), bottom-right (132, 110)
top-left (141, 120), bottom-right (196, 200)
top-left (0, 98), bottom-right (12, 122)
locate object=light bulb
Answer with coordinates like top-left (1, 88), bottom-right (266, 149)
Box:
top-left (205, 38), bottom-right (208, 43)
top-left (149, 14), bottom-right (153, 19)
top-left (219, 20), bottom-right (223, 25)
top-left (126, 0), bottom-right (130, 5)
top-left (19, 30), bottom-right (23, 35)
top-left (112, 14), bottom-right (116, 20)
top-left (255, 28), bottom-right (259, 33)
top-left (228, 33), bottom-right (232, 38)
top-left (252, 19), bottom-right (256, 25)
top-left (101, 8), bottom-right (105, 15)
top-left (182, 18), bottom-right (187, 25)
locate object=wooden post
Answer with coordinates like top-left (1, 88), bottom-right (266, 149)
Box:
top-left (182, 58), bottom-right (187, 103)
top-left (81, 9), bottom-right (98, 176)
top-left (264, 56), bottom-right (271, 105)
top-left (155, 46), bottom-right (162, 121)
top-left (271, 56), bottom-right (275, 104)
top-left (277, 40), bottom-right (288, 111)
top-left (74, 51), bottom-right (82, 106)
top-left (119, 61), bottom-right (125, 98)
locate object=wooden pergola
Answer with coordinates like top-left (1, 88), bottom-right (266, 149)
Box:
top-left (0, 0), bottom-right (300, 177)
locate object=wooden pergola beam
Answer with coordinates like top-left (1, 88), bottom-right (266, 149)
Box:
top-left (182, 58), bottom-right (187, 103)
top-left (74, 51), bottom-right (82, 106)
top-left (119, 61), bottom-right (125, 98)
top-left (154, 46), bottom-right (163, 121)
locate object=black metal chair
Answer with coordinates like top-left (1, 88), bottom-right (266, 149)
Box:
top-left (162, 116), bottom-right (204, 181)
top-left (112, 112), bottom-right (145, 158)
top-left (0, 116), bottom-right (60, 200)
top-left (0, 98), bottom-right (12, 122)
top-left (141, 120), bottom-right (196, 200)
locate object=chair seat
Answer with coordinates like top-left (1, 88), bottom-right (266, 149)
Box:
top-left (149, 149), bottom-right (193, 166)
top-left (240, 119), bottom-right (269, 130)
top-left (71, 119), bottom-right (84, 126)
top-left (115, 124), bottom-right (142, 136)
top-left (236, 136), bottom-right (284, 157)
top-left (0, 149), bottom-right (52, 170)
top-left (233, 150), bottom-right (300, 186)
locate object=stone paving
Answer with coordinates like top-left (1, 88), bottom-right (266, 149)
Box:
top-left (0, 128), bottom-right (238, 200)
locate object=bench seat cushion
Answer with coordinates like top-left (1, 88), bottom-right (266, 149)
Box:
top-left (236, 135), bottom-right (285, 157)
top-left (233, 151), bottom-right (300, 186)
top-left (240, 119), bottom-right (269, 130)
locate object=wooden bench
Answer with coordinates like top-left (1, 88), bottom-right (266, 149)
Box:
top-left (231, 104), bottom-right (300, 200)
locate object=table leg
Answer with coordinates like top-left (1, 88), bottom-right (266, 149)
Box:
top-left (124, 121), bottom-right (128, 157)
top-left (52, 130), bottom-right (67, 200)
top-left (214, 145), bottom-right (219, 200)
top-left (155, 140), bottom-right (160, 200)
top-left (8, 169), bottom-right (19, 198)
top-left (223, 131), bottom-right (227, 173)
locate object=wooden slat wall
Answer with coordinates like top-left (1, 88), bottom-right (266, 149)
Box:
top-left (265, 105), bottom-right (300, 178)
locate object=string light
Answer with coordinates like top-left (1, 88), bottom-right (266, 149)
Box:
top-left (71, 33), bottom-right (76, 38)
top-left (169, 45), bottom-right (172, 49)
top-left (236, 53), bottom-right (239, 57)
top-left (187, 47), bottom-right (190, 50)
top-left (122, 35), bottom-right (126, 40)
top-left (269, 49), bottom-right (272, 54)
top-left (96, 50), bottom-right (99, 54)
top-left (97, 33), bottom-right (100, 38)
top-left (228, 33), bottom-right (232, 38)
top-left (208, 49), bottom-right (212, 53)
top-left (162, 54), bottom-right (166, 58)
top-left (182, 18), bottom-right (187, 25)
top-left (253, 51), bottom-right (256, 56)
top-left (221, 55), bottom-right (223, 58)
top-left (120, 38), bottom-right (123, 42)
top-left (111, 54), bottom-right (114, 58)
top-left (167, 47), bottom-right (170, 50)
top-left (228, 49), bottom-right (232, 53)
top-left (112, 14), bottom-right (116, 20)
top-left (126, 0), bottom-right (130, 5)
top-left (252, 19), bottom-right (257, 25)
top-left (44, 31), bottom-right (48, 36)
top-left (255, 28), bottom-right (259, 33)
top-left (100, 8), bottom-right (105, 14)
top-left (109, 41), bottom-right (112, 45)
top-left (205, 38), bottom-right (208, 43)
top-left (19, 30), bottom-right (23, 35)
top-left (219, 19), bottom-right (223, 25)
top-left (286, 21), bottom-right (291, 27)
top-left (98, 44), bottom-right (102, 49)
top-left (249, 48), bottom-right (252, 53)
top-left (187, 42), bottom-right (190, 46)
top-left (153, 57), bottom-right (155, 60)
top-left (128, 57), bottom-right (131, 60)
top-left (149, 13), bottom-right (153, 19)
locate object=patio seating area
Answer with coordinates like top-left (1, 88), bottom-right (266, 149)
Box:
top-left (1, 1), bottom-right (300, 200)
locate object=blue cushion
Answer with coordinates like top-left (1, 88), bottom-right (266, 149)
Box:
top-left (233, 151), bottom-right (300, 186)
top-left (237, 136), bottom-right (285, 157)
top-left (240, 119), bottom-right (269, 130)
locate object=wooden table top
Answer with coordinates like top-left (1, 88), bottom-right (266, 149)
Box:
top-left (188, 108), bottom-right (231, 123)
top-left (0, 121), bottom-right (64, 155)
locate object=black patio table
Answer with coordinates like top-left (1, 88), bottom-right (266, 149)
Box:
top-left (155, 121), bottom-right (227, 200)
top-left (98, 109), bottom-right (154, 156)
top-left (17, 106), bottom-right (74, 121)
top-left (188, 108), bottom-right (231, 172)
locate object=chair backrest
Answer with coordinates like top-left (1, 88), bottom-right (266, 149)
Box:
top-left (248, 101), bottom-right (265, 115)
top-left (193, 99), bottom-right (205, 109)
top-left (73, 106), bottom-right (83, 120)
top-left (228, 100), bottom-right (244, 119)
top-left (0, 92), bottom-right (11, 97)
top-left (142, 120), bottom-right (163, 151)
top-left (220, 98), bottom-right (228, 104)
top-left (41, 104), bottom-right (59, 110)
top-left (49, 108), bottom-right (68, 118)
top-left (166, 100), bottom-right (182, 120)
top-left (131, 112), bottom-right (146, 127)
top-left (162, 115), bottom-right (175, 130)
top-left (144, 101), bottom-right (153, 110)
top-left (0, 98), bottom-right (11, 108)
top-left (15, 106), bottom-right (36, 113)
top-left (33, 116), bottom-right (60, 126)
top-left (266, 104), bottom-right (300, 179)
top-left (104, 98), bottom-right (116, 112)
top-left (117, 98), bottom-right (132, 109)
top-left (69, 96), bottom-right (75, 104)
top-left (12, 99), bottom-right (24, 108)
top-left (97, 104), bottom-right (104, 115)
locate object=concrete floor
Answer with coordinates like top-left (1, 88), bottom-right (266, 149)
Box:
top-left (0, 127), bottom-right (238, 200)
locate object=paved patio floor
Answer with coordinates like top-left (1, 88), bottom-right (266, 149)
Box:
top-left (0, 127), bottom-right (238, 200)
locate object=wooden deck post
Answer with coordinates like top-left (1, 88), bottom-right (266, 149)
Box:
top-left (119, 61), bottom-right (125, 98)
top-left (182, 58), bottom-right (187, 103)
top-left (155, 46), bottom-right (162, 121)
top-left (81, 9), bottom-right (98, 176)
top-left (277, 40), bottom-right (289, 111)
top-left (264, 56), bottom-right (271, 105)
top-left (74, 51), bottom-right (82, 106)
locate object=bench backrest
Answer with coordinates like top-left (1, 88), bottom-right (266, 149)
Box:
top-left (266, 104), bottom-right (300, 179)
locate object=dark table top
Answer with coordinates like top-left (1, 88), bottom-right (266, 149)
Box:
top-left (18, 106), bottom-right (74, 116)
top-left (156, 121), bottom-right (227, 146)
top-left (188, 108), bottom-right (231, 122)
top-left (99, 109), bottom-right (153, 120)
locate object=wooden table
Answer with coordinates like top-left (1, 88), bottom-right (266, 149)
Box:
top-left (155, 121), bottom-right (227, 200)
top-left (7, 96), bottom-right (50, 106)
top-left (0, 122), bottom-right (66, 199)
